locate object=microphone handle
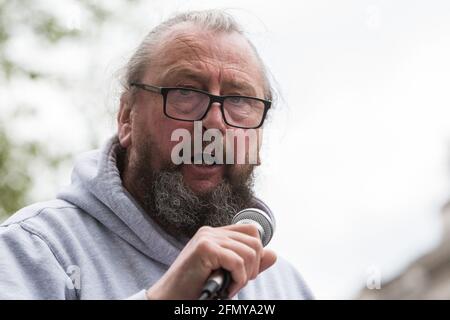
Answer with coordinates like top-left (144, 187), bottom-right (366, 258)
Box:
top-left (215, 268), bottom-right (232, 299)
top-left (199, 268), bottom-right (232, 300)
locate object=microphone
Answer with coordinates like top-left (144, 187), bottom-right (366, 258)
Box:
top-left (198, 207), bottom-right (276, 300)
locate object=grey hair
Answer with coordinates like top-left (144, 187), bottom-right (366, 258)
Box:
top-left (121, 9), bottom-right (274, 102)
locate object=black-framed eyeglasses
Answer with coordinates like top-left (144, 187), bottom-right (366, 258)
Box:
top-left (130, 82), bottom-right (271, 129)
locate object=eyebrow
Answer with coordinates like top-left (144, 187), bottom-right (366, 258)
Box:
top-left (222, 80), bottom-right (258, 97)
top-left (158, 66), bottom-right (260, 98)
top-left (159, 66), bottom-right (209, 86)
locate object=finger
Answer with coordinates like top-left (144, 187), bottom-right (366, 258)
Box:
top-left (197, 225), bottom-right (261, 249)
top-left (222, 223), bottom-right (261, 239)
top-left (210, 228), bottom-right (263, 279)
top-left (215, 247), bottom-right (248, 297)
top-left (217, 226), bottom-right (264, 254)
top-left (196, 239), bottom-right (248, 294)
top-left (220, 238), bottom-right (261, 280)
top-left (259, 248), bottom-right (277, 273)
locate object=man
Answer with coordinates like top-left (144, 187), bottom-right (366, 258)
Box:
top-left (0, 10), bottom-right (312, 299)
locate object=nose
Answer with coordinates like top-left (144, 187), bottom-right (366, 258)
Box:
top-left (201, 102), bottom-right (227, 134)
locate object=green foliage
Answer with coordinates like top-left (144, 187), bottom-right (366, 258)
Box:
top-left (0, 0), bottom-right (130, 221)
top-left (34, 14), bottom-right (81, 43)
top-left (0, 125), bottom-right (32, 221)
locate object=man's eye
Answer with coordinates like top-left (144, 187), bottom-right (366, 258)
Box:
top-left (228, 97), bottom-right (243, 104)
top-left (176, 89), bottom-right (194, 96)
top-left (176, 83), bottom-right (200, 89)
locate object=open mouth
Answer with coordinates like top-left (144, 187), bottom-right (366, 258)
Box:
top-left (180, 151), bottom-right (225, 180)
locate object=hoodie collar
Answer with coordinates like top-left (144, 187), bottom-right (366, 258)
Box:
top-left (57, 135), bottom-right (184, 266)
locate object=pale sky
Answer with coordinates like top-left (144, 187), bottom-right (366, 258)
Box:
top-left (3, 0), bottom-right (450, 298)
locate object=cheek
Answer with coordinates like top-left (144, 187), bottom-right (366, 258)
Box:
top-left (130, 102), bottom-right (173, 164)
top-left (225, 128), bottom-right (262, 163)
top-left (151, 116), bottom-right (195, 162)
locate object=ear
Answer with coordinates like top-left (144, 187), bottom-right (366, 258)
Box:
top-left (117, 92), bottom-right (133, 148)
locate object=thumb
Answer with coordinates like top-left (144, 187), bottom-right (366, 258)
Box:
top-left (259, 248), bottom-right (277, 273)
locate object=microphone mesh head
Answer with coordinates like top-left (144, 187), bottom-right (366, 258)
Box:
top-left (232, 208), bottom-right (274, 247)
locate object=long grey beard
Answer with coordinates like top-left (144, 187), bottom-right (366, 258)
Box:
top-left (116, 137), bottom-right (255, 240)
top-left (141, 170), bottom-right (254, 239)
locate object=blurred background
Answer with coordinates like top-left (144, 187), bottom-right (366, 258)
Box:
top-left (1, 0), bottom-right (450, 299)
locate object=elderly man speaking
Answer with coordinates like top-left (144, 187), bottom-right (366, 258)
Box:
top-left (0, 10), bottom-right (312, 300)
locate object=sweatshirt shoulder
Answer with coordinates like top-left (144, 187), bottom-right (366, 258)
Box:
top-left (1, 199), bottom-right (78, 227)
top-left (0, 199), bottom-right (94, 254)
top-left (0, 208), bottom-right (76, 299)
top-left (0, 199), bottom-right (99, 286)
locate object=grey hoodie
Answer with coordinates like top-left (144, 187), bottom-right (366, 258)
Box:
top-left (0, 135), bottom-right (313, 299)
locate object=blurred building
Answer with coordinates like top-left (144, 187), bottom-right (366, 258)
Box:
top-left (358, 201), bottom-right (450, 299)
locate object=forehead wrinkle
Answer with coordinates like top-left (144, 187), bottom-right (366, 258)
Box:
top-left (152, 32), bottom-right (219, 84)
top-left (147, 26), bottom-right (267, 97)
top-left (158, 63), bottom-right (212, 85)
top-left (174, 36), bottom-right (211, 65)
top-left (220, 63), bottom-right (264, 97)
top-left (155, 27), bottom-right (250, 71)
top-left (157, 30), bottom-right (216, 68)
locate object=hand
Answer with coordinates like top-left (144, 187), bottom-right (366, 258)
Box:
top-left (145, 224), bottom-right (277, 299)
